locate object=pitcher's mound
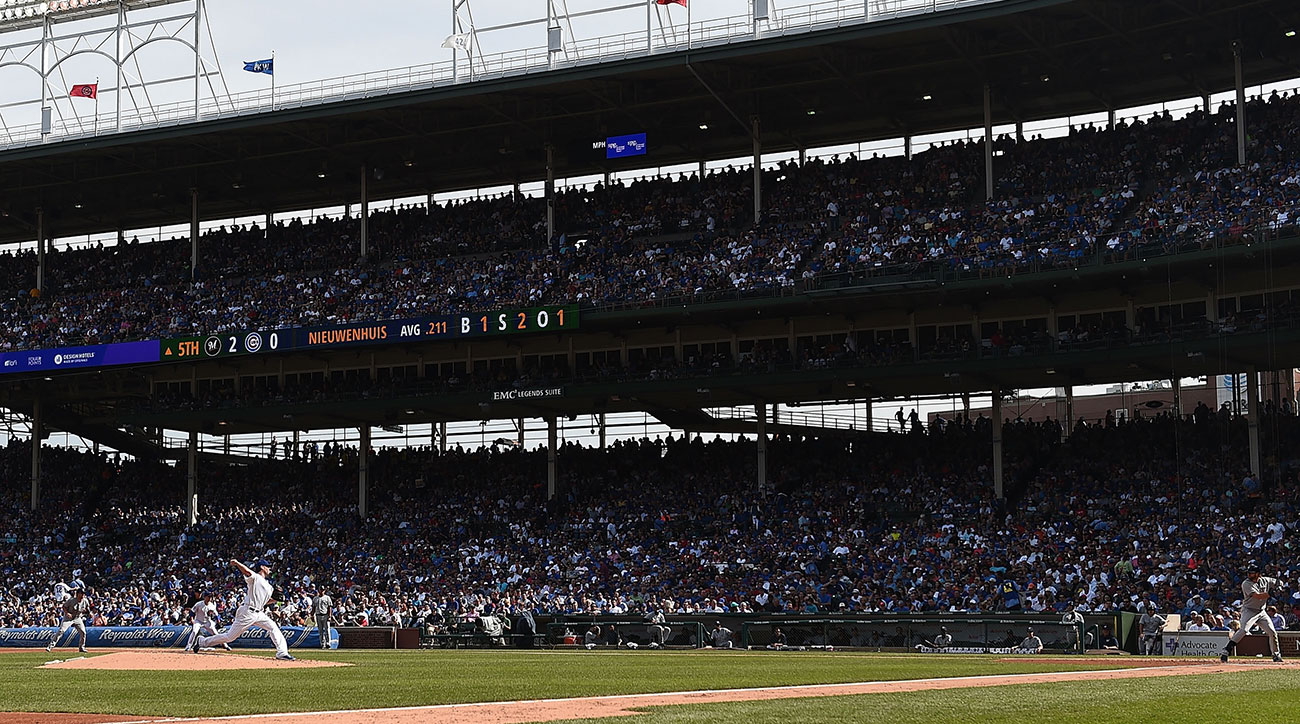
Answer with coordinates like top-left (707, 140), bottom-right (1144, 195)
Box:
top-left (40, 651), bottom-right (351, 671)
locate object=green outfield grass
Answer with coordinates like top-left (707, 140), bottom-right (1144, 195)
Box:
top-left (2, 650), bottom-right (1127, 717)
top-left (556, 669), bottom-right (1300, 724)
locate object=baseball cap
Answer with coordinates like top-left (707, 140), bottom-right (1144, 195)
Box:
top-left (255, 559), bottom-right (272, 570)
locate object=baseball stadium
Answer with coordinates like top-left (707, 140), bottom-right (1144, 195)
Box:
top-left (4, 0), bottom-right (1300, 721)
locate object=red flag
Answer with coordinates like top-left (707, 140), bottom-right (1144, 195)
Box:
top-left (70, 84), bottom-right (98, 99)
top-left (656, 0), bottom-right (686, 6)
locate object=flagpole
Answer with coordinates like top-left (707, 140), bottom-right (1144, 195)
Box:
top-left (271, 50), bottom-right (276, 110)
top-left (94, 76), bottom-right (99, 134)
top-left (687, 0), bottom-right (691, 49)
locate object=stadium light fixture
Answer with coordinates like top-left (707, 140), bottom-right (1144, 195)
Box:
top-left (1287, 29), bottom-right (1297, 38)
top-left (316, 172), bottom-right (327, 178)
top-left (698, 123), bottom-right (708, 130)
top-left (921, 94), bottom-right (933, 101)
top-left (806, 109), bottom-right (816, 116)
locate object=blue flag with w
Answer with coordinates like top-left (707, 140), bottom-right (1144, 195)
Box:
top-left (243, 59), bottom-right (273, 75)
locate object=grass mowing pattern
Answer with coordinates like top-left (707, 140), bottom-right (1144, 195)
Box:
top-left (554, 669), bottom-right (1300, 724)
top-left (1, 651), bottom-right (1124, 717)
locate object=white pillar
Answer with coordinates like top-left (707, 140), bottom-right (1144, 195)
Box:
top-left (360, 165), bottom-right (369, 259)
top-left (1234, 42), bottom-right (1246, 166)
top-left (756, 403), bottom-right (768, 491)
top-left (1247, 368), bottom-right (1261, 478)
top-left (992, 391), bottom-right (1004, 499)
top-left (984, 84), bottom-right (994, 200)
top-left (546, 417), bottom-right (558, 501)
top-left (187, 430), bottom-right (198, 526)
top-left (30, 398), bottom-right (41, 511)
top-left (358, 426), bottom-right (370, 518)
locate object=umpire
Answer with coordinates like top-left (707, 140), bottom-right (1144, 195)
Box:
top-left (311, 587), bottom-right (333, 650)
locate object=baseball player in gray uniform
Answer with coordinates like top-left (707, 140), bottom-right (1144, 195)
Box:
top-left (1138, 603), bottom-right (1166, 656)
top-left (1220, 563), bottom-right (1286, 663)
top-left (46, 586), bottom-right (92, 653)
top-left (311, 588), bottom-right (333, 649)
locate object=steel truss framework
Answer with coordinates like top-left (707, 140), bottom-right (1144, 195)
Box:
top-left (0, 0), bottom-right (228, 143)
top-left (448, 0), bottom-right (727, 80)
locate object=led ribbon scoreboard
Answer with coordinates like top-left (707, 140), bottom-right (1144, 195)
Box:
top-left (0, 306), bottom-right (578, 375)
top-left (161, 305), bottom-right (578, 359)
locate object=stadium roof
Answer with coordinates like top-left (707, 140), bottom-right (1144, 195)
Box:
top-left (2, 0), bottom-right (1300, 244)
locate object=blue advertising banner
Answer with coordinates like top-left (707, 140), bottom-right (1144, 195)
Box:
top-left (0, 340), bottom-right (159, 375)
top-left (605, 132), bottom-right (647, 159)
top-left (0, 625), bottom-right (338, 649)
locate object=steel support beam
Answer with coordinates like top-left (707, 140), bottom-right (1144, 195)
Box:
top-left (546, 417), bottom-right (557, 501)
top-left (1247, 368), bottom-right (1261, 478)
top-left (35, 208), bottom-right (45, 294)
top-left (190, 188), bottom-right (199, 280)
top-left (360, 165), bottom-right (369, 259)
top-left (756, 402), bottom-right (768, 491)
top-left (752, 116), bottom-right (762, 224)
top-left (1234, 41), bottom-right (1246, 166)
top-left (992, 391), bottom-right (1004, 499)
top-left (30, 398), bottom-right (41, 511)
top-left (187, 430), bottom-right (198, 525)
top-left (358, 426), bottom-right (370, 518)
top-left (984, 84), bottom-right (994, 200)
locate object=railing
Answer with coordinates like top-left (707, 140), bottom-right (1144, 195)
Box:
top-left (0, 0), bottom-right (1002, 149)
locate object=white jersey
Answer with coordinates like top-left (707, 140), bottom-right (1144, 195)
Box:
top-left (241, 573), bottom-right (274, 613)
top-left (192, 600), bottom-right (217, 626)
top-left (53, 582), bottom-right (72, 602)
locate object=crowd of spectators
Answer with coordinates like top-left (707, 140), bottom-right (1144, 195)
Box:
top-left (2, 93), bottom-right (1300, 352)
top-left (3, 408), bottom-right (1300, 642)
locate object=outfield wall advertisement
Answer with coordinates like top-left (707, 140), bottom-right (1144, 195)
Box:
top-left (0, 625), bottom-right (338, 649)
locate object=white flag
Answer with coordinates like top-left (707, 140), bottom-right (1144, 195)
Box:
top-left (442, 33), bottom-right (472, 51)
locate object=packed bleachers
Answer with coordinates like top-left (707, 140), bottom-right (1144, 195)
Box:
top-left (2, 411), bottom-right (1298, 636)
top-left (2, 93), bottom-right (1300, 352)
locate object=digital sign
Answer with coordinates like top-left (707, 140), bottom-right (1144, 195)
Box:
top-left (161, 329), bottom-right (291, 360)
top-left (160, 305), bottom-right (578, 360)
top-left (603, 133), bottom-right (647, 159)
top-left (296, 305), bottom-right (577, 350)
top-left (0, 340), bottom-right (158, 375)
top-left (0, 306), bottom-right (579, 376)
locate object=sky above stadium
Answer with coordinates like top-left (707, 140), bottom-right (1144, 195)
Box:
top-left (0, 0), bottom-right (761, 127)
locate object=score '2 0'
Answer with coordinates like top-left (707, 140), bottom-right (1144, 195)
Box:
top-left (466, 308), bottom-right (567, 334)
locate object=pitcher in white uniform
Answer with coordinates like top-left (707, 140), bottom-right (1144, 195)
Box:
top-left (193, 558), bottom-right (296, 661)
top-left (185, 592), bottom-right (233, 652)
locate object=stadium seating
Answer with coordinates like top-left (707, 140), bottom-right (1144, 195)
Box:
top-left (1, 92), bottom-right (1299, 352)
top-left (1, 411), bottom-right (1296, 633)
